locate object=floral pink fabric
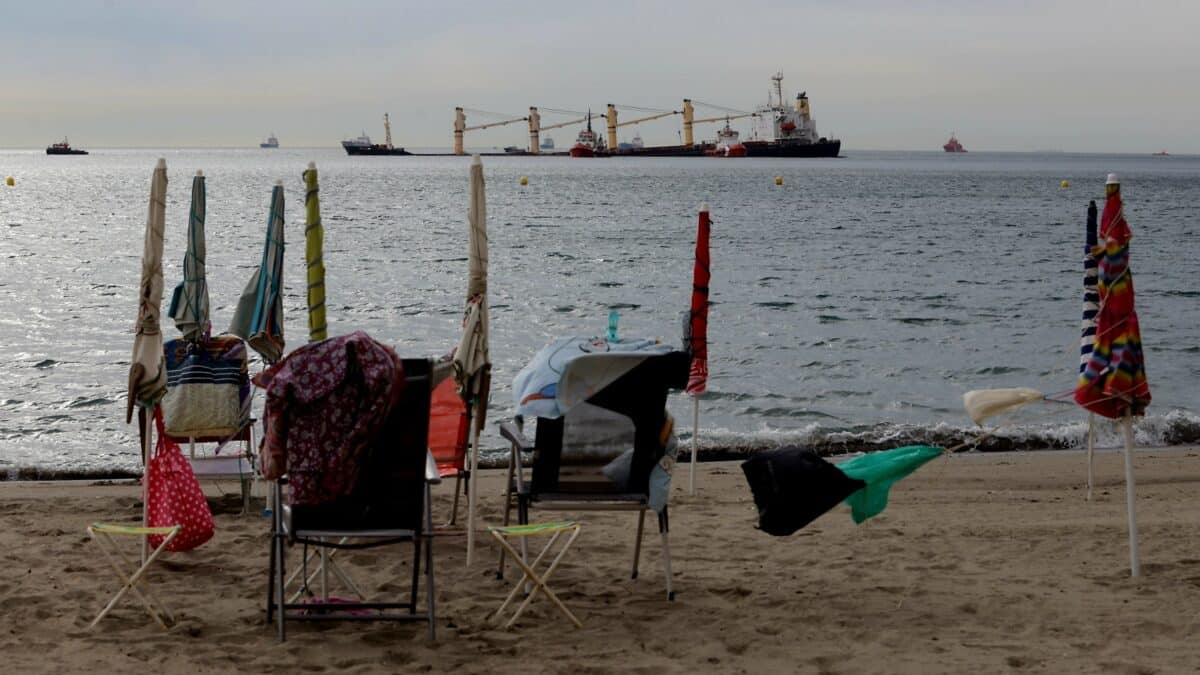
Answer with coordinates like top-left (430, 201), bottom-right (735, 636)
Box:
top-left (254, 331), bottom-right (404, 505)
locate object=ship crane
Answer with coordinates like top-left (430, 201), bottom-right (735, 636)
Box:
top-left (454, 107), bottom-right (529, 155)
top-left (690, 112), bottom-right (760, 125)
top-left (603, 105), bottom-right (682, 149)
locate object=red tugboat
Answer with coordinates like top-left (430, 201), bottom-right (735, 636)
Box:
top-left (569, 110), bottom-right (604, 158)
top-left (704, 120), bottom-right (747, 157)
top-left (943, 133), bottom-right (966, 153)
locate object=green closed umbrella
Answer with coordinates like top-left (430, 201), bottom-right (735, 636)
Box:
top-left (230, 182), bottom-right (285, 363)
top-left (168, 170), bottom-right (211, 342)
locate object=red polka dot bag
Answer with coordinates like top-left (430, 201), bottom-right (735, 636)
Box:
top-left (146, 408), bottom-right (214, 551)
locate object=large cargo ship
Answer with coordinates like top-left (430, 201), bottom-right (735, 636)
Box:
top-left (577, 73), bottom-right (840, 158)
top-left (342, 113), bottom-right (411, 156)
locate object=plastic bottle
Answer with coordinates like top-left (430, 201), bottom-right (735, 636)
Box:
top-left (607, 310), bottom-right (619, 342)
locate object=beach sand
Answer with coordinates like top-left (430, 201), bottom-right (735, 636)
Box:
top-left (2, 448), bottom-right (1198, 674)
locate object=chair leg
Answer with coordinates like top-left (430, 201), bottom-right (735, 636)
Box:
top-left (266, 526), bottom-right (277, 623)
top-left (496, 468), bottom-right (516, 580)
top-left (632, 509), bottom-right (646, 580)
top-left (410, 528), bottom-right (422, 615)
top-left (447, 473), bottom-right (462, 526)
top-left (658, 508), bottom-right (674, 601)
top-left (276, 530), bottom-right (287, 642)
top-left (425, 534), bottom-right (436, 641)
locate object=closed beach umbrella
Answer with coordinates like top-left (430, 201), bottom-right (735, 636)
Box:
top-left (454, 155), bottom-right (490, 565)
top-left (126, 158), bottom-right (169, 423)
top-left (686, 204), bottom-right (711, 494)
top-left (1081, 200), bottom-right (1100, 500)
top-left (230, 182), bottom-right (286, 364)
top-left (304, 162), bottom-right (327, 342)
top-left (1074, 173), bottom-right (1151, 576)
top-left (167, 170), bottom-right (211, 342)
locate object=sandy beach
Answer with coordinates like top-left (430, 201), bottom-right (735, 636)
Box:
top-left (2, 448), bottom-right (1199, 674)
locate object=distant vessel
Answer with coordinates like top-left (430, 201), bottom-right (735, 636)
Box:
top-left (1152, 150), bottom-right (1169, 157)
top-left (504, 145), bottom-right (524, 153)
top-left (342, 113), bottom-right (411, 155)
top-left (46, 138), bottom-right (88, 155)
top-left (944, 133), bottom-right (966, 153)
top-left (539, 136), bottom-right (555, 150)
top-left (617, 133), bottom-right (645, 151)
top-left (260, 133), bottom-right (279, 149)
top-left (569, 110), bottom-right (605, 158)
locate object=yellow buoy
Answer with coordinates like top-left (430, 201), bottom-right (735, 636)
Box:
top-left (775, 176), bottom-right (783, 186)
top-left (519, 176), bottom-right (528, 186)
top-left (1061, 180), bottom-right (1069, 188)
top-left (5, 176), bottom-right (13, 186)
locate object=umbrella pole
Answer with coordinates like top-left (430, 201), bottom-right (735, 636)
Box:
top-left (142, 406), bottom-right (153, 564)
top-left (689, 398), bottom-right (699, 495)
top-left (1121, 414), bottom-right (1140, 577)
top-left (1086, 412), bottom-right (1095, 501)
top-left (466, 409), bottom-right (482, 566)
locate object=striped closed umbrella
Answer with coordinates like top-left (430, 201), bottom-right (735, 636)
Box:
top-left (1081, 200), bottom-right (1099, 500)
top-left (167, 170), bottom-right (211, 342)
top-left (1073, 173), bottom-right (1151, 578)
top-left (126, 158), bottom-right (169, 423)
top-left (230, 182), bottom-right (286, 363)
top-left (304, 162), bottom-right (327, 342)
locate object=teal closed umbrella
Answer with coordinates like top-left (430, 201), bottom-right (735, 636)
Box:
top-left (230, 182), bottom-right (285, 363)
top-left (168, 170), bottom-right (211, 342)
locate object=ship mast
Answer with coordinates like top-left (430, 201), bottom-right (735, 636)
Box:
top-left (384, 112), bottom-right (394, 149)
top-left (771, 72), bottom-right (784, 108)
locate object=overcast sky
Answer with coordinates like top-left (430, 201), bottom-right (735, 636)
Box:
top-left (2, 0), bottom-right (1195, 152)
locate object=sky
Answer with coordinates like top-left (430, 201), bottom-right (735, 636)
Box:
top-left (1, 0), bottom-right (1196, 152)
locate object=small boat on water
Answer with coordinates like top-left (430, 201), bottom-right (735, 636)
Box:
top-left (539, 136), bottom-right (555, 150)
top-left (260, 133), bottom-right (279, 148)
top-left (944, 133), bottom-right (966, 153)
top-left (504, 145), bottom-right (524, 153)
top-left (342, 113), bottom-right (411, 156)
top-left (617, 133), bottom-right (645, 151)
top-left (704, 121), bottom-right (747, 157)
top-left (1152, 150), bottom-right (1169, 157)
top-left (569, 110), bottom-right (605, 158)
top-left (46, 138), bottom-right (88, 155)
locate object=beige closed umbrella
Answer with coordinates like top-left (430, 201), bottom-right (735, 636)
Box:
top-left (454, 155), bottom-right (490, 565)
top-left (126, 158), bottom-right (169, 561)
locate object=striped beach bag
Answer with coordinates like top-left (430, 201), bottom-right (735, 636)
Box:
top-left (161, 336), bottom-right (249, 438)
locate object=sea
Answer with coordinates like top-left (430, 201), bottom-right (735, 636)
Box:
top-left (1, 148), bottom-right (1198, 478)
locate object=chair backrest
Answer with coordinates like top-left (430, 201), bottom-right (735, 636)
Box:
top-left (428, 376), bottom-right (470, 477)
top-left (530, 351), bottom-right (688, 495)
top-left (289, 358), bottom-right (433, 532)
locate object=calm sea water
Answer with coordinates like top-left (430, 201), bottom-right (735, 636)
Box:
top-left (1, 148), bottom-right (1198, 477)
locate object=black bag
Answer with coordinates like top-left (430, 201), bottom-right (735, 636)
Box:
top-left (740, 446), bottom-right (866, 536)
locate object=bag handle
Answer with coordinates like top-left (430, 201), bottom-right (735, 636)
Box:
top-left (152, 407), bottom-right (182, 459)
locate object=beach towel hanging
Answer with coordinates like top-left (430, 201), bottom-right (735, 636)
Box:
top-left (147, 409), bottom-right (214, 551)
top-left (160, 336), bottom-right (249, 438)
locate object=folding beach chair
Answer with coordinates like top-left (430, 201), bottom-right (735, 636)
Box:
top-left (428, 376), bottom-right (471, 525)
top-left (87, 523), bottom-right (181, 629)
top-left (266, 357), bottom-right (439, 642)
top-left (498, 350), bottom-right (689, 601)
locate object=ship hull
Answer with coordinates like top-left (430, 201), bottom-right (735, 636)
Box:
top-left (343, 144), bottom-right (411, 156)
top-left (46, 148), bottom-right (88, 155)
top-left (586, 138), bottom-right (840, 158)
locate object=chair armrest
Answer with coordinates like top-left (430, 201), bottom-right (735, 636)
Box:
top-left (499, 421), bottom-right (532, 451)
top-left (425, 451), bottom-right (443, 485)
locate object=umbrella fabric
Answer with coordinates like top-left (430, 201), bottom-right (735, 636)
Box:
top-left (1079, 201), bottom-right (1099, 374)
top-left (685, 208), bottom-right (711, 395)
top-left (126, 158), bottom-right (169, 422)
top-left (303, 164), bottom-right (327, 342)
top-left (167, 172), bottom-right (211, 342)
top-left (837, 445), bottom-right (943, 524)
top-left (453, 156), bottom-right (489, 404)
top-left (1074, 191), bottom-right (1151, 418)
top-left (513, 336), bottom-right (671, 419)
top-left (740, 444), bottom-right (942, 535)
top-left (230, 184), bottom-right (285, 363)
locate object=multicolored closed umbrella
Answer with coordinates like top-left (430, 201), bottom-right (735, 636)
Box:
top-left (686, 204), bottom-right (711, 494)
top-left (126, 158), bottom-right (169, 423)
top-left (1073, 173), bottom-right (1151, 577)
top-left (167, 170), bottom-right (211, 342)
top-left (454, 155), bottom-right (490, 565)
top-left (303, 162), bottom-right (327, 343)
top-left (230, 182), bottom-right (286, 364)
